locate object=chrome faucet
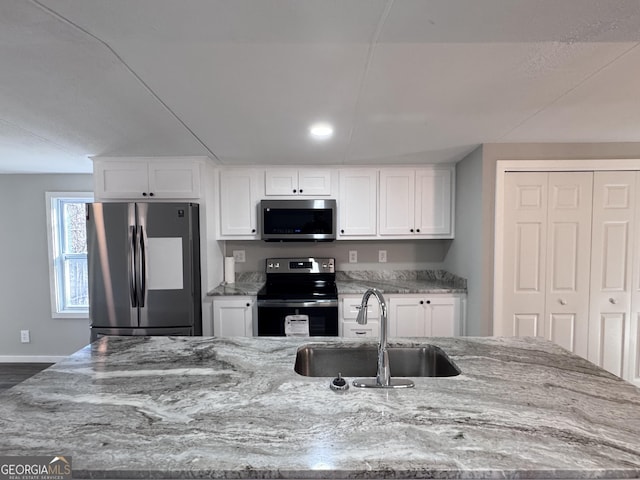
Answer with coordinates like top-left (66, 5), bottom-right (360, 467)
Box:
top-left (352, 288), bottom-right (414, 389)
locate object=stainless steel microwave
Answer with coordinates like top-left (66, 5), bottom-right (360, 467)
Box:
top-left (261, 199), bottom-right (337, 242)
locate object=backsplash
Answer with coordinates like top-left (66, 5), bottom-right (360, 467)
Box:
top-left (225, 239), bottom-right (453, 273)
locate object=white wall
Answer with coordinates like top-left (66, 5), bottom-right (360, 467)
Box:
top-left (224, 239), bottom-right (451, 273)
top-left (0, 174), bottom-right (93, 359)
top-left (443, 146), bottom-right (485, 335)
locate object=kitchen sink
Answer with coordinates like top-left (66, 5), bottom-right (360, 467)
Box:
top-left (294, 344), bottom-right (461, 377)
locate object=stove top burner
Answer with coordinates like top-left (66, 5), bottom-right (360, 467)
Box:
top-left (258, 257), bottom-right (337, 301)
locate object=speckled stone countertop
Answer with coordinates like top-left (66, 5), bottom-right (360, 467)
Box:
top-left (207, 270), bottom-right (467, 296)
top-left (1, 336), bottom-right (639, 479)
top-left (336, 270), bottom-right (467, 294)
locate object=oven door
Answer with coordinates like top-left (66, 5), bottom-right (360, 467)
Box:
top-left (257, 300), bottom-right (338, 336)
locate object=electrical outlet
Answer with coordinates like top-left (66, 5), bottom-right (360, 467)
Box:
top-left (349, 250), bottom-right (358, 263)
top-left (378, 250), bottom-right (387, 263)
top-left (232, 250), bottom-right (246, 263)
top-left (20, 330), bottom-right (30, 343)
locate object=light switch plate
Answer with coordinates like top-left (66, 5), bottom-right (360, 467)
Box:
top-left (233, 250), bottom-right (246, 263)
top-left (349, 250), bottom-right (358, 263)
top-left (378, 250), bottom-right (387, 263)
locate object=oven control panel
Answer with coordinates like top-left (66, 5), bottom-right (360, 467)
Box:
top-left (265, 257), bottom-right (335, 274)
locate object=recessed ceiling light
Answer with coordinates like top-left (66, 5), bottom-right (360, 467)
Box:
top-left (309, 122), bottom-right (334, 140)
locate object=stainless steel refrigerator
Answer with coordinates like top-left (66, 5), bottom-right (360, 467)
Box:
top-left (86, 202), bottom-right (201, 341)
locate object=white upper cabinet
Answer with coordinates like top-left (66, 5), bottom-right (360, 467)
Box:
top-left (93, 157), bottom-right (203, 200)
top-left (265, 168), bottom-right (331, 196)
top-left (338, 169), bottom-right (377, 237)
top-left (219, 169), bottom-right (260, 238)
top-left (379, 166), bottom-right (454, 238)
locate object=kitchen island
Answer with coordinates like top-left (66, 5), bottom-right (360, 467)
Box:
top-left (1, 336), bottom-right (639, 479)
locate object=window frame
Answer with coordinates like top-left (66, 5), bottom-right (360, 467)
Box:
top-left (45, 192), bottom-right (93, 319)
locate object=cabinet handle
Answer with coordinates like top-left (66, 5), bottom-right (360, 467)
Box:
top-left (354, 331), bottom-right (367, 336)
top-left (609, 298), bottom-right (617, 304)
top-left (142, 192), bottom-right (147, 196)
top-left (419, 300), bottom-right (424, 305)
top-left (416, 228), bottom-right (420, 233)
top-left (149, 192), bottom-right (154, 197)
top-left (246, 303), bottom-right (251, 307)
top-left (559, 299), bottom-right (567, 305)
top-left (293, 189), bottom-right (297, 193)
top-left (410, 229), bottom-right (414, 233)
top-left (426, 300), bottom-right (431, 304)
top-left (340, 229), bottom-right (345, 234)
top-left (300, 189), bottom-right (303, 193)
top-left (251, 229), bottom-right (256, 233)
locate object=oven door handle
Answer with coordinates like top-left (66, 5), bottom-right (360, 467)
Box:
top-left (257, 300), bottom-right (338, 308)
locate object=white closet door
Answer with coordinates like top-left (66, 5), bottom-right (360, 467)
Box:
top-left (501, 172), bottom-right (549, 338)
top-left (630, 172), bottom-right (640, 386)
top-left (544, 172), bottom-right (593, 357)
top-left (589, 171), bottom-right (636, 377)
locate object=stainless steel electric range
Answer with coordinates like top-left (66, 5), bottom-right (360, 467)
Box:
top-left (256, 257), bottom-right (338, 336)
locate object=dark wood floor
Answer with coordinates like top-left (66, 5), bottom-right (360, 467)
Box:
top-left (0, 363), bottom-right (53, 392)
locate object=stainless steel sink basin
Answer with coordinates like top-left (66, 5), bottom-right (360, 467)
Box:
top-left (294, 344), bottom-right (461, 378)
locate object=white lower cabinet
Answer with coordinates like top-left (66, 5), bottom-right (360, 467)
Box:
top-left (340, 296), bottom-right (380, 338)
top-left (212, 297), bottom-right (255, 337)
top-left (388, 295), bottom-right (461, 337)
top-left (340, 294), bottom-right (462, 338)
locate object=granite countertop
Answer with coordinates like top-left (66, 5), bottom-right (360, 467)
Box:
top-left (1, 336), bottom-right (640, 479)
top-left (207, 270), bottom-right (467, 296)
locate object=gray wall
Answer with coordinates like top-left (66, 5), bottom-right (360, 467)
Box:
top-left (442, 146), bottom-right (485, 335)
top-left (0, 174), bottom-right (93, 359)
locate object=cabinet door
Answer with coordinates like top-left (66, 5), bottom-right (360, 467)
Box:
top-left (424, 297), bottom-right (459, 337)
top-left (265, 169), bottom-right (299, 195)
top-left (338, 170), bottom-right (377, 237)
top-left (415, 168), bottom-right (452, 236)
top-left (589, 171), bottom-right (636, 377)
top-left (379, 170), bottom-right (415, 235)
top-left (298, 169), bottom-right (332, 196)
top-left (544, 172), bottom-right (593, 357)
top-left (212, 298), bottom-right (254, 337)
top-left (388, 297), bottom-right (425, 337)
top-left (148, 162), bottom-right (201, 198)
top-left (94, 161), bottom-right (149, 199)
top-left (220, 170), bottom-right (259, 237)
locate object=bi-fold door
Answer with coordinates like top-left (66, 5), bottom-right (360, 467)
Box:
top-left (498, 171), bottom-right (640, 386)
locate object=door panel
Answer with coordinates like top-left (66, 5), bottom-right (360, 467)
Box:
top-left (87, 203), bottom-right (138, 329)
top-left (599, 313), bottom-right (626, 377)
top-left (544, 172), bottom-right (593, 358)
top-left (589, 172), bottom-right (635, 374)
top-left (513, 314), bottom-right (539, 337)
top-left (501, 172), bottom-right (548, 337)
top-left (549, 313), bottom-right (576, 352)
top-left (137, 203), bottom-right (200, 330)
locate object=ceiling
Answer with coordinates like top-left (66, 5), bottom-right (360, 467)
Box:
top-left (2, 0), bottom-right (640, 173)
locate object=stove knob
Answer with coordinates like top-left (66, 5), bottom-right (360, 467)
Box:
top-left (275, 263), bottom-right (280, 268)
top-left (268, 263), bottom-right (273, 268)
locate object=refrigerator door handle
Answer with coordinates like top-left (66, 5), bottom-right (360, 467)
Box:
top-left (136, 225), bottom-right (147, 307)
top-left (129, 226), bottom-right (137, 308)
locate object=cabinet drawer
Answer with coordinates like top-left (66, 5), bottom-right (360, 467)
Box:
top-left (342, 297), bottom-right (380, 320)
top-left (343, 321), bottom-right (380, 338)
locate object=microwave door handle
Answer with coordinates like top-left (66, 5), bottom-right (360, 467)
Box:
top-left (129, 226), bottom-right (137, 308)
top-left (136, 225), bottom-right (146, 307)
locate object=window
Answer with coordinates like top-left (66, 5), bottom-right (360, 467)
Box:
top-left (46, 192), bottom-right (93, 318)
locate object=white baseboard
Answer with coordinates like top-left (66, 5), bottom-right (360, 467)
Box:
top-left (0, 355), bottom-right (66, 363)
